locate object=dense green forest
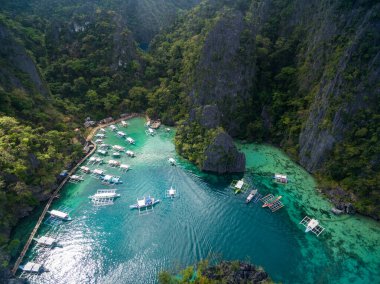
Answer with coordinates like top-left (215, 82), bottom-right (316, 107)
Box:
top-left (0, 0), bottom-right (379, 280)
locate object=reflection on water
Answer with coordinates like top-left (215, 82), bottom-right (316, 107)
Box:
top-left (12, 118), bottom-right (380, 284)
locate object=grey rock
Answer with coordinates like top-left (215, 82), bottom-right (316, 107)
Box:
top-left (202, 132), bottom-right (245, 174)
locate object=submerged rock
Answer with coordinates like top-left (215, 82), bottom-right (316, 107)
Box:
top-left (202, 132), bottom-right (245, 174)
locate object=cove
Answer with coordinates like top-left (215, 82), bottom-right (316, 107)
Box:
top-left (12, 117), bottom-right (380, 283)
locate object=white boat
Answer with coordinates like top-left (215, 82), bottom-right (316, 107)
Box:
top-left (89, 189), bottom-right (120, 199)
top-left (33, 236), bottom-right (57, 247)
top-left (246, 189), bottom-right (258, 204)
top-left (92, 169), bottom-right (105, 175)
top-left (112, 145), bottom-right (125, 151)
top-left (109, 125), bottom-right (117, 131)
top-left (117, 131), bottom-right (126, 137)
top-left (120, 164), bottom-right (130, 171)
top-left (168, 158), bottom-right (176, 166)
top-left (146, 128), bottom-right (155, 136)
top-left (129, 196), bottom-right (160, 209)
top-left (99, 143), bottom-right (110, 149)
top-left (19, 262), bottom-right (45, 273)
top-left (108, 160), bottom-right (120, 167)
top-left (95, 139), bottom-right (103, 144)
top-left (274, 173), bottom-right (288, 183)
top-left (121, 120), bottom-right (128, 127)
top-left (97, 149), bottom-right (108, 155)
top-left (102, 175), bottom-right (122, 184)
top-left (48, 209), bottom-right (71, 221)
top-left (80, 166), bottom-right (91, 174)
top-left (126, 150), bottom-right (135, 157)
top-left (166, 186), bottom-right (177, 198)
top-left (69, 175), bottom-right (84, 183)
top-left (99, 128), bottom-right (106, 132)
top-left (166, 128), bottom-right (171, 132)
top-left (126, 137), bottom-right (135, 144)
top-left (95, 133), bottom-right (105, 138)
top-left (299, 216), bottom-right (325, 236)
top-left (89, 157), bottom-right (103, 164)
top-left (112, 152), bottom-right (121, 158)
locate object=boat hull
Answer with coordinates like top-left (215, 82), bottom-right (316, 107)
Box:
top-left (129, 200), bottom-right (160, 209)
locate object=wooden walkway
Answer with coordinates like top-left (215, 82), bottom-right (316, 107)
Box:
top-left (11, 113), bottom-right (140, 275)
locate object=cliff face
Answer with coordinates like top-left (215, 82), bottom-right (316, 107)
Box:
top-left (203, 132), bottom-right (246, 173)
top-left (297, 0), bottom-right (380, 172)
top-left (153, 0), bottom-right (380, 216)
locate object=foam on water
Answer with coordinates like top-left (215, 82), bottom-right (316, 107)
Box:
top-left (12, 118), bottom-right (380, 284)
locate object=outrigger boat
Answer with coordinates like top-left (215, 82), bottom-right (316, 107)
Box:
top-left (69, 175), bottom-right (84, 184)
top-left (262, 195), bottom-right (282, 207)
top-left (120, 164), bottom-right (130, 171)
top-left (230, 179), bottom-right (250, 194)
top-left (129, 196), bottom-right (160, 213)
top-left (126, 150), bottom-right (135, 157)
top-left (121, 120), bottom-right (128, 127)
top-left (109, 125), bottom-right (117, 131)
top-left (112, 152), bottom-right (121, 158)
top-left (299, 216), bottom-right (325, 236)
top-left (246, 189), bottom-right (258, 204)
top-left (89, 189), bottom-right (120, 199)
top-left (274, 173), bottom-right (288, 184)
top-left (112, 145), bottom-right (125, 152)
top-left (19, 262), bottom-right (45, 274)
top-left (168, 158), bottom-right (176, 166)
top-left (126, 137), bottom-right (135, 144)
top-left (95, 133), bottom-right (106, 139)
top-left (95, 139), bottom-right (103, 144)
top-left (33, 236), bottom-right (57, 247)
top-left (99, 143), bottom-right (110, 149)
top-left (260, 194), bottom-right (284, 212)
top-left (108, 160), bottom-right (120, 167)
top-left (91, 169), bottom-right (105, 179)
top-left (165, 186), bottom-right (177, 199)
top-left (117, 131), bottom-right (126, 137)
top-left (145, 128), bottom-right (155, 136)
top-left (102, 174), bottom-right (122, 184)
top-left (47, 210), bottom-right (72, 221)
top-left (99, 128), bottom-right (106, 132)
top-left (97, 149), bottom-right (108, 155)
top-left (89, 157), bottom-right (103, 164)
top-left (80, 166), bottom-right (91, 174)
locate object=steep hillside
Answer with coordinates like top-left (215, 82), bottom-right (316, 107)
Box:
top-left (149, 0), bottom-right (380, 217)
top-left (2, 0), bottom-right (200, 47)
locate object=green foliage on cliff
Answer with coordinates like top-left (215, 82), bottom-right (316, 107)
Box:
top-left (150, 0), bottom-right (380, 217)
top-left (0, 117), bottom-right (82, 248)
top-left (175, 122), bottom-right (223, 168)
top-left (158, 260), bottom-right (272, 284)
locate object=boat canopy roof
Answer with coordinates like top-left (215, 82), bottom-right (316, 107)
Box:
top-left (137, 199), bottom-right (146, 207)
top-left (275, 174), bottom-right (287, 179)
top-left (23, 262), bottom-right (42, 272)
top-left (103, 175), bottom-right (112, 181)
top-left (236, 180), bottom-right (244, 189)
top-left (38, 236), bottom-right (56, 245)
top-left (120, 164), bottom-right (130, 169)
top-left (50, 210), bottom-right (68, 218)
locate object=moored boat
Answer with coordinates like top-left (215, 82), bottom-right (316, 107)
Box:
top-left (47, 209), bottom-right (72, 221)
top-left (246, 189), bottom-right (258, 203)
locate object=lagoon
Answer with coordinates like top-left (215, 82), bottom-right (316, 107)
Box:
top-left (13, 117), bottom-right (380, 283)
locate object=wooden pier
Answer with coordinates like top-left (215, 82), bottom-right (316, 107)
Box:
top-left (11, 113), bottom-right (140, 276)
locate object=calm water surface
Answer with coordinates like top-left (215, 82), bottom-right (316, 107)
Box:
top-left (13, 117), bottom-right (380, 284)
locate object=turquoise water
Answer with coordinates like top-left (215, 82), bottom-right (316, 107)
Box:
top-left (13, 118), bottom-right (380, 283)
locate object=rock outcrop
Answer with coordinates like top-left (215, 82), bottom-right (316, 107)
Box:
top-left (202, 261), bottom-right (269, 283)
top-left (202, 132), bottom-right (246, 174)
